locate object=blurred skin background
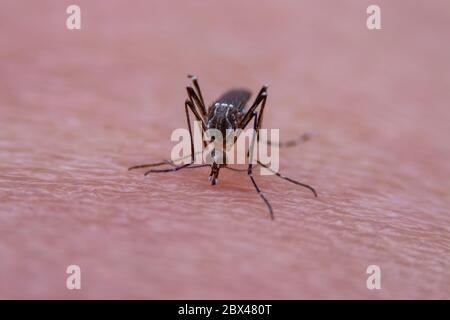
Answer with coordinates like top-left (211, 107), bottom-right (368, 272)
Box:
top-left (0, 0), bottom-right (449, 299)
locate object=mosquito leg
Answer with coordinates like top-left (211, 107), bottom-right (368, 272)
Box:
top-left (223, 164), bottom-right (259, 172)
top-left (239, 85), bottom-right (268, 129)
top-left (129, 156), bottom-right (208, 172)
top-left (128, 142), bottom-right (213, 172)
top-left (226, 130), bottom-right (312, 176)
top-left (162, 162), bottom-right (210, 169)
top-left (263, 132), bottom-right (314, 149)
top-left (144, 100), bottom-right (197, 175)
top-left (144, 162), bottom-right (209, 175)
top-left (145, 163), bottom-right (192, 175)
top-left (248, 173), bottom-right (273, 219)
top-left (240, 84), bottom-right (312, 149)
top-left (185, 164), bottom-right (210, 169)
top-left (129, 99), bottom-right (205, 173)
top-left (257, 160), bottom-right (317, 197)
top-left (251, 87), bottom-right (313, 148)
top-left (184, 100), bottom-right (196, 164)
top-left (186, 87), bottom-right (205, 119)
top-left (128, 151), bottom-right (206, 171)
top-left (145, 99), bottom-right (203, 175)
top-left (241, 90), bottom-right (267, 168)
top-left (186, 77), bottom-right (209, 150)
top-left (144, 161), bottom-right (210, 175)
top-left (246, 111), bottom-right (274, 219)
top-left (128, 160), bottom-right (172, 171)
top-left (255, 92), bottom-right (267, 141)
top-left (187, 74), bottom-right (206, 115)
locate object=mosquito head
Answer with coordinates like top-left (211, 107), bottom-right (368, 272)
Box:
top-left (207, 147), bottom-right (224, 185)
top-left (208, 163), bottom-right (221, 185)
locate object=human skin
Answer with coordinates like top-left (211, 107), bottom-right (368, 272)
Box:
top-left (0, 0), bottom-right (449, 299)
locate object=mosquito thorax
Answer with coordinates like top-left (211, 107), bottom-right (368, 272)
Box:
top-left (207, 102), bottom-right (242, 132)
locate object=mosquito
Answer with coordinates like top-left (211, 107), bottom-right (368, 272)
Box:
top-left (128, 75), bottom-right (317, 219)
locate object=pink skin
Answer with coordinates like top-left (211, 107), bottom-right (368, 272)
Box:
top-left (0, 0), bottom-right (449, 299)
